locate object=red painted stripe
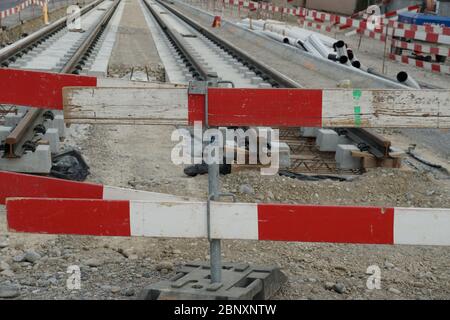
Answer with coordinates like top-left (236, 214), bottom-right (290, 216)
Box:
top-left (425, 33), bottom-right (439, 43)
top-left (0, 171), bottom-right (103, 205)
top-left (257, 204), bottom-right (394, 244)
top-left (7, 198), bottom-right (131, 237)
top-left (189, 88), bottom-right (323, 127)
top-left (431, 64), bottom-right (441, 72)
top-left (0, 69), bottom-right (97, 110)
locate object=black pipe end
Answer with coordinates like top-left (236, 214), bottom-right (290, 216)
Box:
top-left (334, 40), bottom-right (345, 49)
top-left (339, 56), bottom-right (348, 64)
top-left (347, 49), bottom-right (354, 60)
top-left (351, 60), bottom-right (361, 68)
top-left (328, 53), bottom-right (338, 61)
top-left (397, 71), bottom-right (408, 82)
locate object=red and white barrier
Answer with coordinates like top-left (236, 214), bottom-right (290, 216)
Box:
top-left (389, 53), bottom-right (450, 74)
top-left (0, 0), bottom-right (46, 19)
top-left (189, 88), bottom-right (450, 128)
top-left (301, 19), bottom-right (335, 33)
top-left (391, 38), bottom-right (450, 58)
top-left (393, 28), bottom-right (450, 45)
top-left (217, 1), bottom-right (449, 75)
top-left (1, 69), bottom-right (449, 128)
top-left (356, 28), bottom-right (388, 42)
top-left (221, 1), bottom-right (422, 35)
top-left (383, 20), bottom-right (450, 36)
top-left (0, 171), bottom-right (190, 205)
top-left (380, 4), bottom-right (420, 19)
top-left (6, 198), bottom-right (450, 246)
top-left (0, 68), bottom-right (97, 110)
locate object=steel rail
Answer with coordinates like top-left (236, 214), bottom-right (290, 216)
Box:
top-left (62, 0), bottom-right (121, 74)
top-left (156, 0), bottom-right (393, 158)
top-left (0, 0), bottom-right (105, 67)
top-left (151, 0), bottom-right (302, 88)
top-left (143, 0), bottom-right (211, 81)
top-left (2, 0), bottom-right (121, 158)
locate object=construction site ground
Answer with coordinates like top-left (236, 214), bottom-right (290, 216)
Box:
top-left (0, 0), bottom-right (449, 300)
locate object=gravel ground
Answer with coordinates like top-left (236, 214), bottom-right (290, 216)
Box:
top-left (0, 0), bottom-right (449, 300)
top-left (1, 122), bottom-right (449, 300)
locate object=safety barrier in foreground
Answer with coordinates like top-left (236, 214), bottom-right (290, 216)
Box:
top-left (1, 69), bottom-right (450, 299)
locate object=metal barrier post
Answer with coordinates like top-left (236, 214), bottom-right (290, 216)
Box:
top-left (204, 75), bottom-right (222, 283)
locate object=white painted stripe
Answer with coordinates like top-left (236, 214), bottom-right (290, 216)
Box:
top-left (130, 201), bottom-right (206, 238)
top-left (394, 208), bottom-right (450, 246)
top-left (103, 186), bottom-right (191, 202)
top-left (211, 203), bottom-right (258, 240)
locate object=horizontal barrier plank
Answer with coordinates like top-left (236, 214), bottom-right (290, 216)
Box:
top-left (63, 87), bottom-right (188, 124)
top-left (391, 38), bottom-right (450, 57)
top-left (389, 53), bottom-right (450, 75)
top-left (0, 171), bottom-right (190, 205)
top-left (6, 198), bottom-right (450, 246)
top-left (188, 88), bottom-right (450, 128)
top-left (0, 69), bottom-right (97, 110)
top-left (0, 68), bottom-right (186, 112)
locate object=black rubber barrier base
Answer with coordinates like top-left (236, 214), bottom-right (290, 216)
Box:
top-left (138, 261), bottom-right (287, 300)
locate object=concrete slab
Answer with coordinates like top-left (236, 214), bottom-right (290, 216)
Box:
top-left (335, 144), bottom-right (361, 170)
top-left (316, 129), bottom-right (339, 152)
top-left (0, 145), bottom-right (52, 174)
top-left (300, 127), bottom-right (318, 138)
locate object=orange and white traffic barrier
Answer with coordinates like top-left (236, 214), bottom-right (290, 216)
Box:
top-left (6, 197), bottom-right (450, 246)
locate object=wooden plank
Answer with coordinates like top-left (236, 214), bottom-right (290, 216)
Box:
top-left (63, 87), bottom-right (188, 124)
top-left (351, 150), bottom-right (375, 158)
top-left (322, 89), bottom-right (450, 128)
top-left (188, 88), bottom-right (450, 128)
top-left (97, 78), bottom-right (187, 89)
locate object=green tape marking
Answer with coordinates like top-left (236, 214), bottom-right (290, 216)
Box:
top-left (353, 90), bottom-right (362, 127)
top-left (353, 89), bottom-right (362, 101)
top-left (354, 106), bottom-right (361, 127)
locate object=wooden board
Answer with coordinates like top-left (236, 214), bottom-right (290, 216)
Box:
top-left (63, 87), bottom-right (189, 125)
top-left (188, 88), bottom-right (450, 128)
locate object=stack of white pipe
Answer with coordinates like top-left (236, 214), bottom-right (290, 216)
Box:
top-left (238, 18), bottom-right (421, 88)
top-left (240, 19), bottom-right (366, 69)
top-left (240, 18), bottom-right (335, 47)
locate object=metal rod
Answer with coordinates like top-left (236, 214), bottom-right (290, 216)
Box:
top-left (205, 80), bottom-right (222, 283)
top-left (208, 159), bottom-right (221, 283)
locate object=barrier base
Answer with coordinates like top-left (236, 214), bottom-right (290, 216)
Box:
top-left (138, 261), bottom-right (287, 300)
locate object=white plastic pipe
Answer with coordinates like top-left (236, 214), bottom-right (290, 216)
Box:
top-left (308, 34), bottom-right (333, 58)
top-left (333, 40), bottom-right (349, 64)
top-left (263, 30), bottom-right (295, 45)
top-left (300, 39), bottom-right (322, 57)
top-left (347, 48), bottom-right (361, 68)
top-left (396, 71), bottom-right (421, 89)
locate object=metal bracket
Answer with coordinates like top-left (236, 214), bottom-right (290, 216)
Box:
top-left (188, 80), bottom-right (208, 94)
